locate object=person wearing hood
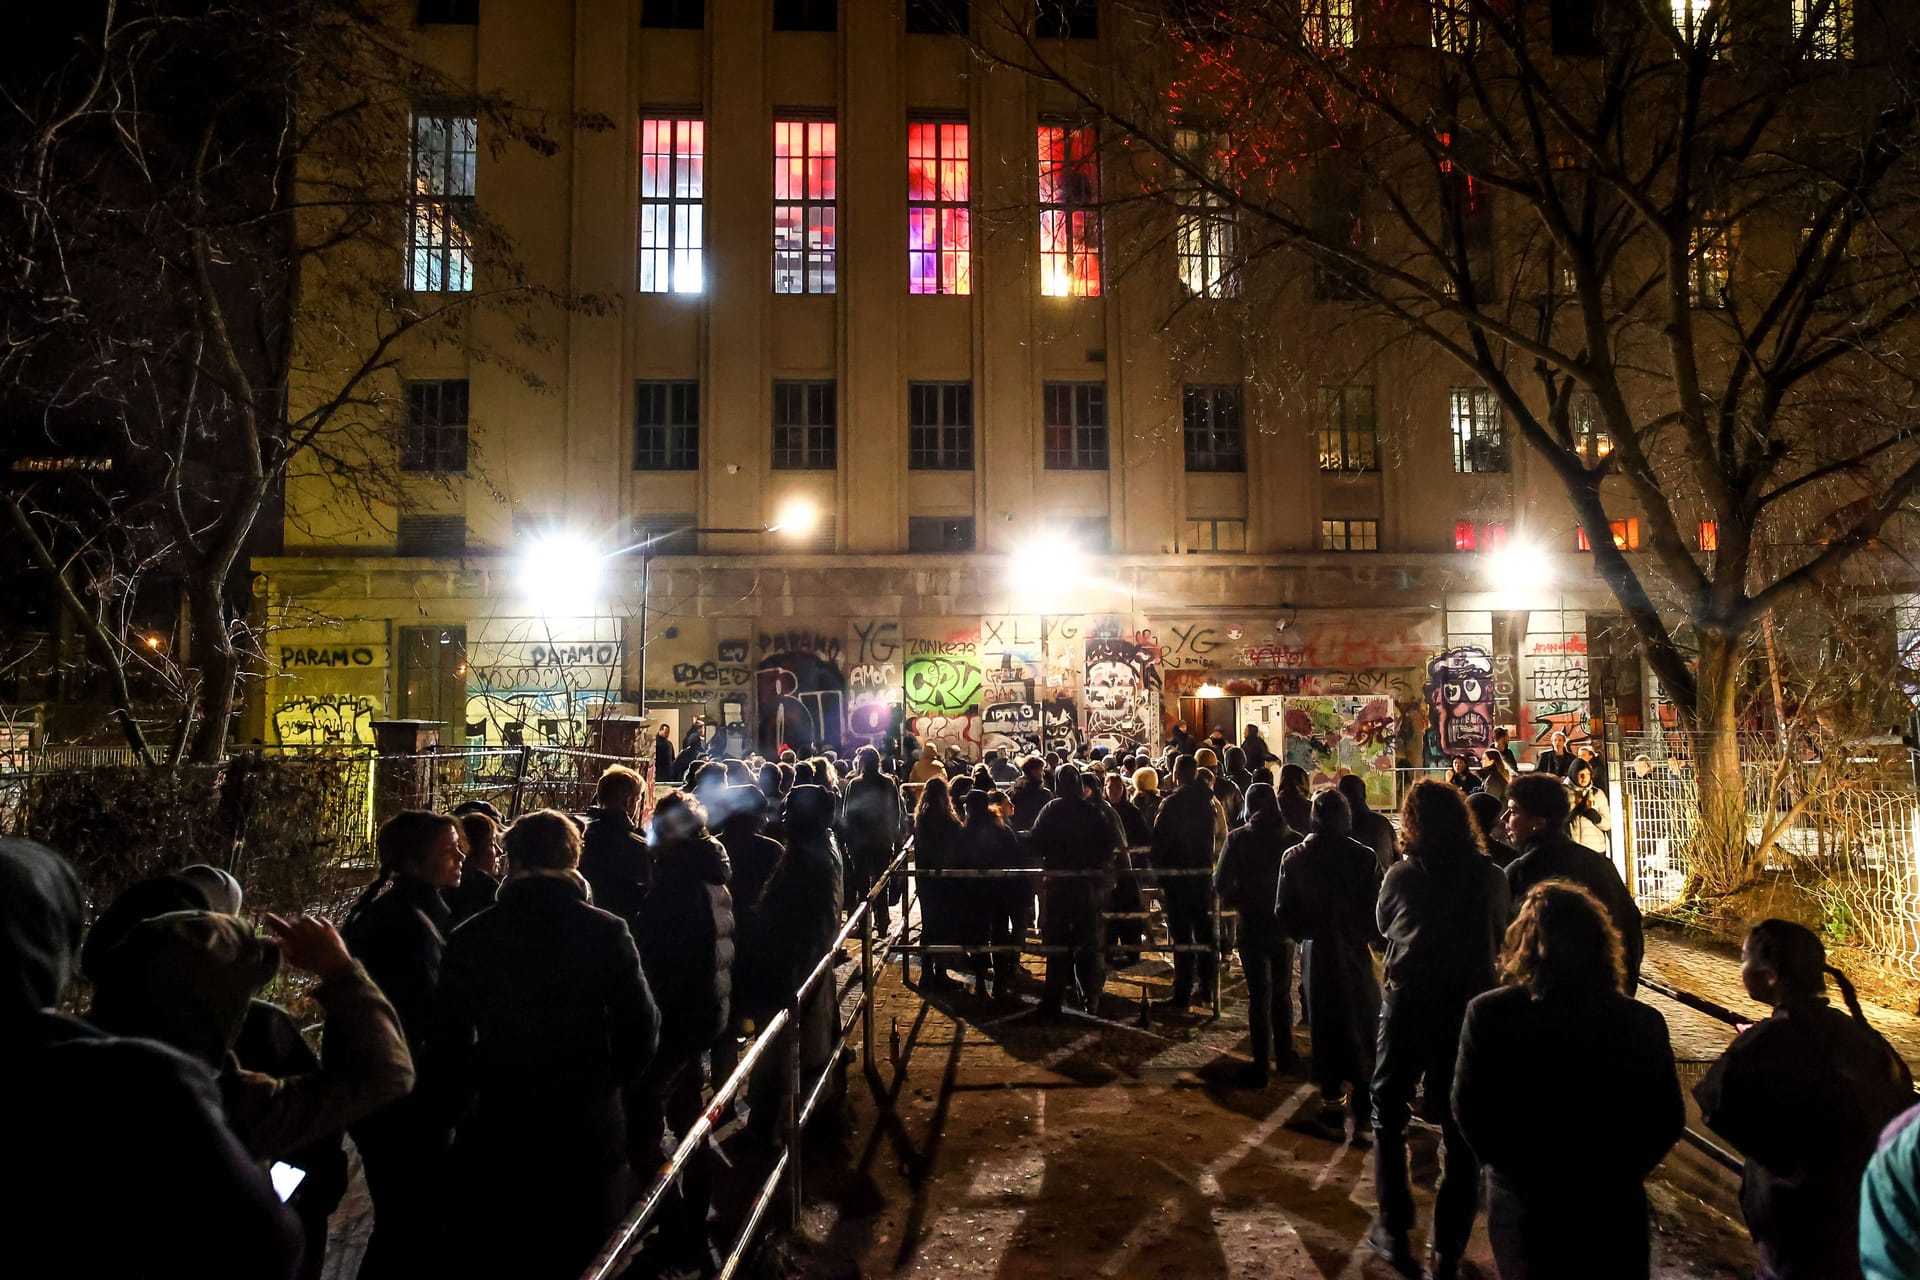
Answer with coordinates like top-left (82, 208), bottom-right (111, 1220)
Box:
top-left (844, 746), bottom-right (906, 930)
top-left (1030, 762), bottom-right (1120, 1016)
top-left (1222, 744), bottom-right (1255, 796)
top-left (436, 809), bottom-right (661, 1280)
top-left (580, 764), bottom-right (653, 927)
top-left (1131, 767), bottom-right (1162, 832)
top-left (341, 810), bottom-right (465, 1280)
top-left (1150, 754), bottom-right (1226, 1008)
top-left (1504, 774), bottom-right (1643, 992)
top-left (1194, 747), bottom-right (1242, 825)
top-left (1368, 781), bottom-right (1511, 1280)
top-left (1276, 763), bottom-right (1314, 835)
top-left (1277, 789), bottom-right (1385, 1141)
top-left (1337, 774), bottom-right (1397, 873)
top-left (1214, 783), bottom-right (1302, 1085)
top-left (3, 839), bottom-right (302, 1279)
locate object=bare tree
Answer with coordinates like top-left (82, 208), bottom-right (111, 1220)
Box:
top-left (975, 0), bottom-right (1920, 893)
top-left (0, 0), bottom-right (591, 762)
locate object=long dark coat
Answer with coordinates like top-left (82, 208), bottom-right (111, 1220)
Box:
top-left (638, 832), bottom-right (735, 1051)
top-left (580, 807), bottom-right (652, 928)
top-left (1453, 985), bottom-right (1684, 1280)
top-left (914, 811), bottom-right (967, 949)
top-left (1276, 831), bottom-right (1383, 1090)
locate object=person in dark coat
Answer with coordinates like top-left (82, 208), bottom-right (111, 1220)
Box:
top-left (1465, 790), bottom-right (1519, 869)
top-left (1241, 723), bottom-right (1273, 772)
top-left (1131, 766), bottom-right (1163, 833)
top-left (1222, 744), bottom-right (1255, 795)
top-left (1453, 880), bottom-right (1684, 1280)
top-left (341, 809), bottom-right (464, 1280)
top-left (4, 838), bottom-right (303, 1280)
top-left (1168, 721), bottom-right (1198, 758)
top-left (1337, 773), bottom-right (1397, 872)
top-left (436, 810), bottom-right (660, 1280)
top-left (844, 746), bottom-right (905, 928)
top-left (579, 764), bottom-right (652, 927)
top-left (1150, 753), bottom-right (1224, 1008)
top-left (962, 789), bottom-right (1029, 998)
top-left (1695, 919), bottom-right (1915, 1280)
top-left (747, 785), bottom-right (844, 1140)
top-left (1030, 762), bottom-right (1119, 1015)
top-left (914, 777), bottom-right (967, 988)
top-left (1490, 726), bottom-right (1519, 772)
top-left (1214, 783), bottom-right (1301, 1085)
top-left (1008, 754), bottom-right (1052, 833)
top-left (1533, 730), bottom-right (1576, 779)
top-left (1276, 762), bottom-right (1314, 835)
top-left (1103, 771), bottom-right (1150, 963)
top-left (654, 720), bottom-right (678, 783)
top-left (1277, 788), bottom-right (1383, 1138)
top-left (1368, 780), bottom-right (1512, 1280)
top-left (445, 810), bottom-right (503, 927)
top-left (1446, 754), bottom-right (1482, 793)
top-left (719, 786), bottom-right (784, 932)
top-left (1504, 773), bottom-right (1643, 992)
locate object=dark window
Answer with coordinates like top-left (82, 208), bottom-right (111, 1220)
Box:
top-left (906, 0), bottom-right (968, 33)
top-left (1065, 515), bottom-right (1111, 551)
top-left (1044, 382), bottom-right (1107, 470)
top-left (1551, 0), bottom-right (1599, 54)
top-left (397, 514), bottom-right (466, 557)
top-left (1035, 0), bottom-right (1098, 38)
top-left (1312, 161), bottom-right (1368, 300)
top-left (1182, 384), bottom-right (1244, 472)
top-left (632, 514), bottom-right (697, 555)
top-left (908, 382), bottom-right (974, 470)
top-left (773, 0), bottom-right (836, 31)
top-left (402, 379), bottom-right (469, 473)
top-left (417, 0), bottom-right (478, 23)
top-left (398, 625), bottom-right (467, 744)
top-left (909, 516), bottom-right (976, 552)
top-left (641, 0), bottom-right (704, 27)
top-left (772, 381), bottom-right (837, 469)
top-left (634, 380), bottom-right (699, 470)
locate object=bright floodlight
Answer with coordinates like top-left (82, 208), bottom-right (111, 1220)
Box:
top-left (1009, 527), bottom-right (1081, 603)
top-left (1196, 683), bottom-right (1226, 698)
top-left (1486, 539), bottom-right (1553, 586)
top-left (517, 532), bottom-right (605, 612)
top-left (771, 496), bottom-right (819, 536)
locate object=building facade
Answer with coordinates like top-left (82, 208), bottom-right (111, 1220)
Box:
top-left (254, 0), bottom-right (1731, 778)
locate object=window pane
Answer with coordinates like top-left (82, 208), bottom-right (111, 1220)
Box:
top-left (1039, 125), bottom-right (1101, 297)
top-left (639, 116), bottom-right (705, 293)
top-left (909, 122), bottom-right (971, 295)
top-left (774, 119), bottom-right (837, 294)
top-left (635, 379), bottom-right (700, 470)
top-left (407, 114), bottom-right (476, 293)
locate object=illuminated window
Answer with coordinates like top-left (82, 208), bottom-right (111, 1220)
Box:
top-left (1698, 520), bottom-right (1718, 552)
top-left (772, 381), bottom-right (836, 470)
top-left (407, 114), bottom-right (475, 292)
top-left (1302, 0), bottom-right (1355, 51)
top-left (1670, 0), bottom-right (1723, 54)
top-left (774, 120), bottom-right (836, 294)
top-left (634, 380), bottom-right (699, 470)
top-left (1690, 213), bottom-right (1736, 308)
top-left (1572, 391), bottom-right (1612, 465)
top-left (909, 121), bottom-right (971, 295)
top-left (1044, 382), bottom-right (1107, 469)
top-left (908, 382), bottom-right (973, 470)
top-left (1432, 0), bottom-right (1476, 54)
top-left (1794, 0), bottom-right (1852, 58)
top-left (1183, 385), bottom-right (1244, 472)
top-left (1450, 387), bottom-right (1506, 473)
top-left (639, 117), bottom-right (704, 294)
top-left (1039, 125), bottom-right (1102, 298)
top-left (1454, 520), bottom-right (1508, 552)
top-left (1174, 129), bottom-right (1238, 299)
top-left (1318, 386), bottom-right (1377, 472)
top-left (1185, 518), bottom-right (1247, 552)
top-left (1577, 519), bottom-right (1640, 551)
top-left (402, 380), bottom-right (469, 473)
top-left (1321, 519), bottom-right (1378, 552)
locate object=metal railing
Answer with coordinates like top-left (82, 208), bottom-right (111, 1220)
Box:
top-left (580, 847), bottom-right (912, 1280)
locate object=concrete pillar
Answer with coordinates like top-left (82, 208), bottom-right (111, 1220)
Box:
top-left (370, 719), bottom-right (441, 829)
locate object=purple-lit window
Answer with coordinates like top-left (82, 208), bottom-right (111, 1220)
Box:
top-left (1039, 124), bottom-right (1101, 297)
top-left (774, 120), bottom-right (836, 294)
top-left (638, 117), bottom-right (704, 294)
top-left (909, 121), bottom-right (970, 295)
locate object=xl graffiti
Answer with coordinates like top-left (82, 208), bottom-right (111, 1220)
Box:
top-left (1425, 646), bottom-right (1495, 764)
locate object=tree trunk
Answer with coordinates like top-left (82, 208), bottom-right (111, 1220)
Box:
top-left (184, 586), bottom-right (239, 764)
top-left (1684, 630), bottom-right (1752, 898)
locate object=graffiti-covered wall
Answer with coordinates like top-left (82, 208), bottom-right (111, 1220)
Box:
top-left (465, 618), bottom-right (623, 747)
top-left (264, 626), bottom-right (387, 746)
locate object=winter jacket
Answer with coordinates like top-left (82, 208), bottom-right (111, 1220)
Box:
top-left (443, 864), bottom-right (500, 928)
top-left (436, 873), bottom-right (660, 1279)
top-left (1029, 793), bottom-right (1118, 937)
top-left (1278, 788), bottom-right (1313, 838)
top-left (720, 818), bottom-right (784, 918)
top-left (845, 771), bottom-right (905, 854)
top-left (1150, 782), bottom-right (1222, 871)
top-left (1567, 782), bottom-right (1611, 852)
top-left (1212, 774), bottom-right (1244, 826)
top-left (1534, 749), bottom-right (1577, 778)
top-left (1113, 796), bottom-right (1151, 849)
top-left (1350, 804), bottom-right (1397, 871)
top-left (1696, 998), bottom-right (1915, 1280)
top-left (1277, 829), bottom-right (1384, 1091)
top-left (1506, 834), bottom-right (1644, 990)
top-left (1377, 846), bottom-right (1511, 1000)
top-left (1132, 790), bottom-right (1162, 833)
top-left (639, 832), bottom-right (736, 1047)
top-left (915, 811), bottom-right (968, 948)
top-left (1009, 776), bottom-right (1051, 832)
top-left (343, 875), bottom-right (450, 1062)
top-left (580, 807), bottom-right (652, 925)
top-left (654, 732), bottom-right (677, 782)
top-left (1453, 985), bottom-right (1684, 1279)
top-left (1213, 811), bottom-right (1300, 941)
top-left (2, 838), bottom-right (301, 1280)
top-left (1861, 1102), bottom-right (1920, 1280)
top-left (909, 756), bottom-right (946, 784)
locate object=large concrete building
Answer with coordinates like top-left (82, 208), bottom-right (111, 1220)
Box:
top-left (253, 0), bottom-right (1798, 781)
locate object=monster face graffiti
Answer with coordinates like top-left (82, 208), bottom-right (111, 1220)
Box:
top-left (1427, 646), bottom-right (1496, 758)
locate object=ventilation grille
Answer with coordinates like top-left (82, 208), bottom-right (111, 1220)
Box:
top-left (396, 514), bottom-right (466, 558)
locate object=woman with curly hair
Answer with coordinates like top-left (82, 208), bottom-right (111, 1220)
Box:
top-left (1366, 780), bottom-right (1511, 1280)
top-left (1452, 881), bottom-right (1684, 1279)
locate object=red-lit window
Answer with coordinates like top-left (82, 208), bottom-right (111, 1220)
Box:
top-left (1455, 520), bottom-right (1508, 551)
top-left (774, 120), bottom-right (836, 294)
top-left (1039, 124), bottom-right (1101, 297)
top-left (909, 121), bottom-right (970, 295)
top-left (1455, 520), bottom-right (1476, 551)
top-left (1698, 520), bottom-right (1718, 551)
top-left (1577, 519), bottom-right (1640, 551)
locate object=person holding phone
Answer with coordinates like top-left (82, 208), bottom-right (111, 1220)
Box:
top-left (1566, 761), bottom-right (1611, 853)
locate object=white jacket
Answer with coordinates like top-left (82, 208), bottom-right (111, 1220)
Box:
top-left (1568, 784), bottom-right (1611, 853)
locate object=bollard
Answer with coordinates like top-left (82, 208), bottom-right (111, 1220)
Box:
top-left (1137, 982), bottom-right (1151, 1029)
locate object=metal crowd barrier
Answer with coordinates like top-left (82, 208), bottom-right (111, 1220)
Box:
top-left (580, 847), bottom-right (912, 1280)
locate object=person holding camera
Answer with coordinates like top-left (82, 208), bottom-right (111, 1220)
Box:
top-left (1566, 761), bottom-right (1611, 854)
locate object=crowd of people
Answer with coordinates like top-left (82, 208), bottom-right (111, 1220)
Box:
top-left (7, 715), bottom-right (1920, 1280)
